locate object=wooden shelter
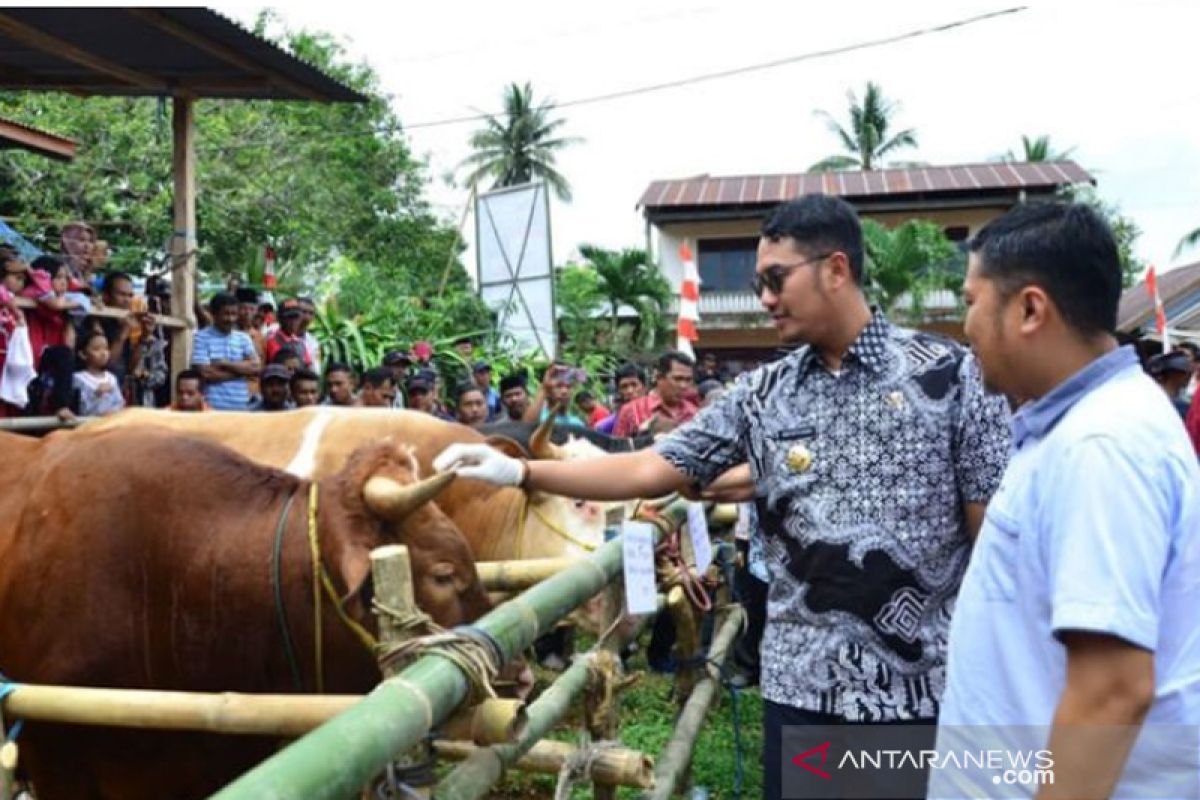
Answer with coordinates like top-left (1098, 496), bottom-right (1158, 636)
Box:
top-left (0, 7), bottom-right (366, 369)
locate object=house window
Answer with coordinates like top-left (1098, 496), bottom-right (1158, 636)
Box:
top-left (698, 237), bottom-right (759, 292)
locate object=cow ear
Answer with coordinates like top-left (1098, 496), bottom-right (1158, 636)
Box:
top-left (484, 435), bottom-right (529, 459)
top-left (332, 542), bottom-right (372, 607)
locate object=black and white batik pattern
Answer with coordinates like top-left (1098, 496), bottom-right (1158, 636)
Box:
top-left (656, 312), bottom-right (1010, 721)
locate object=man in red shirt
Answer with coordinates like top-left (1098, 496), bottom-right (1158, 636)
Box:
top-left (264, 303), bottom-right (310, 367)
top-left (613, 350), bottom-right (698, 437)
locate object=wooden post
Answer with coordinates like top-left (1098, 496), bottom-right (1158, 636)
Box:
top-left (370, 545), bottom-right (435, 797)
top-left (170, 95), bottom-right (197, 393)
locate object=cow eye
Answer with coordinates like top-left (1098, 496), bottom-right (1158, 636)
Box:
top-left (430, 564), bottom-right (456, 587)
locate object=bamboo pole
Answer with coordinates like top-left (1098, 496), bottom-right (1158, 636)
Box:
top-left (438, 699), bottom-right (526, 746)
top-left (210, 531), bottom-right (644, 800)
top-left (669, 585), bottom-right (702, 705)
top-left (643, 606), bottom-right (746, 800)
top-left (586, 649), bottom-right (621, 800)
top-left (475, 558), bottom-right (579, 591)
top-left (435, 597), bottom-right (665, 800)
top-left (1, 686), bottom-right (358, 736)
top-left (434, 739), bottom-right (653, 789)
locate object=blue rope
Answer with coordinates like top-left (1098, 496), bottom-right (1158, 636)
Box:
top-left (0, 675), bottom-right (24, 741)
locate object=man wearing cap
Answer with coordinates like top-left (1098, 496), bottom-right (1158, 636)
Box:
top-left (472, 361), bottom-right (501, 421)
top-left (249, 364), bottom-right (294, 412)
top-left (383, 350), bottom-right (411, 409)
top-left (264, 301), bottom-right (311, 368)
top-left (499, 372), bottom-right (530, 421)
top-left (1147, 350), bottom-right (1193, 418)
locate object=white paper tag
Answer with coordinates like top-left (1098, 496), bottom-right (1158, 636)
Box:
top-left (622, 521), bottom-right (658, 615)
top-left (686, 502), bottom-right (713, 573)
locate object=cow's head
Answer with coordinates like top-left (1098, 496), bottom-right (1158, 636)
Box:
top-left (320, 441), bottom-right (492, 630)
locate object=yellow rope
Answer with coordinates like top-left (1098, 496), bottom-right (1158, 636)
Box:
top-left (522, 495), bottom-right (600, 554)
top-left (307, 483), bottom-right (323, 693)
top-left (306, 483), bottom-right (378, 694)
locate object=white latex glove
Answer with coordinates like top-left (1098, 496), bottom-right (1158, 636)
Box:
top-left (433, 443), bottom-right (526, 487)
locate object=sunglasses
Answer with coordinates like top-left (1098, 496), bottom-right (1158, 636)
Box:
top-left (750, 252), bottom-right (832, 297)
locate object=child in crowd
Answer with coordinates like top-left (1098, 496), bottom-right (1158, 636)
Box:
top-left (23, 256), bottom-right (80, 417)
top-left (73, 329), bottom-right (125, 417)
top-left (0, 252), bottom-right (30, 416)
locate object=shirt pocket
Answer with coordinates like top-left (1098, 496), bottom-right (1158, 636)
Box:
top-left (974, 504), bottom-right (1021, 602)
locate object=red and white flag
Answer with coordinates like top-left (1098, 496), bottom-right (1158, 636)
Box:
top-left (676, 242), bottom-right (700, 357)
top-left (1145, 264), bottom-right (1169, 353)
top-left (263, 245), bottom-right (277, 289)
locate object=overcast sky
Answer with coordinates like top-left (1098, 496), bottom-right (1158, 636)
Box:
top-left (217, 0), bottom-right (1200, 274)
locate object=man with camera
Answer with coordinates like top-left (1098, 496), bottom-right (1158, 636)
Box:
top-left (523, 363), bottom-right (587, 427)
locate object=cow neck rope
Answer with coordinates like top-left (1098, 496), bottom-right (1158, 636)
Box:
top-left (271, 487), bottom-right (306, 692)
top-left (306, 484), bottom-right (379, 694)
top-left (271, 483), bottom-right (379, 695)
top-left (519, 493), bottom-right (599, 557)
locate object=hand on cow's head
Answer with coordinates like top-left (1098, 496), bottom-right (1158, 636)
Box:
top-left (323, 440), bottom-right (491, 628)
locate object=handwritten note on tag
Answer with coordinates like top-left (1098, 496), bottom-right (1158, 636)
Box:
top-left (622, 521), bottom-right (658, 615)
top-left (686, 502), bottom-right (713, 573)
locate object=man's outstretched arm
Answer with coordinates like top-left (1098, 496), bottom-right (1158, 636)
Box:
top-left (434, 444), bottom-right (691, 501)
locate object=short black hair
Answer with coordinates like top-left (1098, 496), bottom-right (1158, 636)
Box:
top-left (656, 350), bottom-right (695, 376)
top-left (969, 202), bottom-right (1122, 337)
top-left (102, 271), bottom-right (133, 292)
top-left (324, 362), bottom-right (354, 379)
top-left (499, 372), bottom-right (528, 393)
top-left (31, 254), bottom-right (64, 273)
top-left (761, 195), bottom-right (865, 284)
top-left (176, 368), bottom-right (203, 387)
top-left (615, 363), bottom-right (645, 386)
top-left (361, 366), bottom-right (394, 388)
top-left (271, 345), bottom-right (304, 365)
top-left (575, 389), bottom-right (595, 403)
top-left (209, 292), bottom-right (238, 314)
top-left (454, 381), bottom-right (484, 402)
top-left (290, 367), bottom-right (319, 386)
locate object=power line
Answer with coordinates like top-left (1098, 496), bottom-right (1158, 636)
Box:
top-left (199, 6), bottom-right (1025, 152)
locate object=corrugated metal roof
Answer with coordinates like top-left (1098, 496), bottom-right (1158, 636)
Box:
top-left (1118, 261), bottom-right (1200, 333)
top-left (0, 7), bottom-right (365, 102)
top-left (639, 161), bottom-right (1094, 210)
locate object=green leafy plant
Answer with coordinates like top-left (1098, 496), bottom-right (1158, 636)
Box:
top-left (861, 219), bottom-right (961, 322)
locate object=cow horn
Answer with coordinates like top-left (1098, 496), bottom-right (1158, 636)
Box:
top-left (530, 411), bottom-right (565, 460)
top-left (363, 472), bottom-right (456, 522)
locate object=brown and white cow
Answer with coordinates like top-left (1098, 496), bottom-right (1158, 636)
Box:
top-left (0, 427), bottom-right (490, 800)
top-left (85, 407), bottom-right (614, 563)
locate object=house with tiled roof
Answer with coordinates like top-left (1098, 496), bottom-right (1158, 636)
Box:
top-left (639, 161), bottom-right (1095, 364)
top-left (1118, 260), bottom-right (1200, 343)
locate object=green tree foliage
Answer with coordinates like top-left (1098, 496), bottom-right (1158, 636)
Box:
top-left (809, 82), bottom-right (918, 172)
top-left (0, 13), bottom-right (495, 368)
top-left (554, 263), bottom-right (607, 362)
top-left (1174, 226), bottom-right (1200, 260)
top-left (578, 244), bottom-right (671, 352)
top-left (861, 219), bottom-right (961, 321)
top-left (1003, 134), bottom-right (1075, 163)
top-left (1058, 185), bottom-right (1144, 288)
top-left (459, 82), bottom-right (581, 201)
top-left (0, 23), bottom-right (437, 280)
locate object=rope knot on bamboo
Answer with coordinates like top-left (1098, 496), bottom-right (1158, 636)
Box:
top-left (374, 614), bottom-right (501, 705)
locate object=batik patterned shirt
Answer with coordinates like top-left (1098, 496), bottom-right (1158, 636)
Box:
top-left (656, 312), bottom-right (1010, 721)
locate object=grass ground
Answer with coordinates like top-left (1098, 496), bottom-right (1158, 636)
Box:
top-left (446, 641), bottom-right (764, 799)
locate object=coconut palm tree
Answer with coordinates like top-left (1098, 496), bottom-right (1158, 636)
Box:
top-left (1175, 227), bottom-right (1200, 259)
top-left (459, 82), bottom-right (581, 201)
top-left (578, 244), bottom-right (671, 348)
top-left (808, 82), bottom-right (918, 172)
top-left (1004, 134), bottom-right (1075, 162)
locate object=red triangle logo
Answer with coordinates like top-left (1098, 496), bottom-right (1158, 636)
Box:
top-left (791, 741), bottom-right (832, 780)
